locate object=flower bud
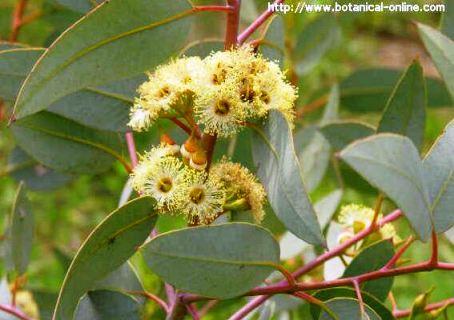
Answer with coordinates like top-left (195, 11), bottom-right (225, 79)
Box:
top-left (190, 150), bottom-right (207, 171)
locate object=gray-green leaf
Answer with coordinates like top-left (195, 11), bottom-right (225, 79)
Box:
top-left (141, 223), bottom-right (279, 299)
top-left (319, 298), bottom-right (381, 320)
top-left (340, 134), bottom-right (432, 241)
top-left (377, 61), bottom-right (426, 150)
top-left (418, 23), bottom-right (454, 101)
top-left (75, 290), bottom-right (141, 320)
top-left (343, 240), bottom-right (395, 301)
top-left (13, 0), bottom-right (195, 119)
top-left (11, 112), bottom-right (126, 174)
top-left (423, 120), bottom-right (454, 233)
top-left (251, 110), bottom-right (324, 245)
top-left (52, 196), bottom-right (156, 320)
top-left (320, 121), bottom-right (375, 151)
top-left (4, 182), bottom-right (34, 275)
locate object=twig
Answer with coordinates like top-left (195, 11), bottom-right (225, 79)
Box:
top-left (185, 303), bottom-right (201, 320)
top-left (393, 297), bottom-right (454, 318)
top-left (128, 291), bottom-right (169, 313)
top-left (352, 280), bottom-right (365, 317)
top-left (193, 5), bottom-right (234, 13)
top-left (237, 0), bottom-right (284, 44)
top-left (296, 95), bottom-right (329, 117)
top-left (293, 292), bottom-right (339, 320)
top-left (0, 304), bottom-right (31, 320)
top-left (382, 236), bottom-right (414, 270)
top-left (170, 117), bottom-right (192, 136)
top-left (125, 132), bottom-right (138, 168)
top-left (10, 0), bottom-right (28, 41)
top-left (199, 300), bottom-right (218, 318)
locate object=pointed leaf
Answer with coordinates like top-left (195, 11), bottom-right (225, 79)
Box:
top-left (440, 0), bottom-right (454, 39)
top-left (377, 61), bottom-right (426, 150)
top-left (5, 182), bottom-right (34, 275)
top-left (418, 23), bottom-right (454, 100)
top-left (75, 290), bottom-right (141, 320)
top-left (7, 147), bottom-right (72, 191)
top-left (343, 240), bottom-right (395, 301)
top-left (13, 0), bottom-right (195, 119)
top-left (11, 112), bottom-right (126, 174)
top-left (52, 197), bottom-right (156, 320)
top-left (320, 121), bottom-right (375, 151)
top-left (141, 223), bottom-right (280, 299)
top-left (251, 110), bottom-right (324, 245)
top-left (423, 120), bottom-right (454, 233)
top-left (319, 298), bottom-right (381, 320)
top-left (340, 134), bottom-right (432, 241)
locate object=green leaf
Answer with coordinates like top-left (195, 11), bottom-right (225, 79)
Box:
top-left (259, 15), bottom-right (285, 64)
top-left (11, 112), bottom-right (126, 174)
top-left (0, 42), bottom-right (27, 51)
top-left (418, 23), bottom-right (454, 101)
top-left (75, 290), bottom-right (141, 320)
top-left (423, 120), bottom-right (454, 233)
top-left (340, 134), bottom-right (432, 241)
top-left (251, 110), bottom-right (324, 245)
top-left (0, 48), bottom-right (43, 101)
top-left (52, 196), bottom-right (156, 320)
top-left (4, 182), bottom-right (34, 275)
top-left (343, 240), bottom-right (395, 301)
top-left (311, 288), bottom-right (394, 320)
top-left (0, 47), bottom-right (142, 132)
top-left (440, 0), bottom-right (454, 39)
top-left (55, 0), bottom-right (96, 13)
top-left (320, 121), bottom-right (375, 151)
top-left (293, 14), bottom-right (340, 75)
top-left (377, 61), bottom-right (426, 150)
top-left (319, 298), bottom-right (381, 320)
top-left (7, 147), bottom-right (72, 191)
top-left (340, 69), bottom-right (452, 112)
top-left (94, 262), bottom-right (143, 293)
top-left (181, 40), bottom-right (223, 57)
top-left (13, 0), bottom-right (195, 119)
top-left (141, 223), bottom-right (279, 299)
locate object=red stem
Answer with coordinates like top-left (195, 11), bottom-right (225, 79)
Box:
top-left (352, 280), bottom-right (365, 316)
top-left (185, 304), bottom-right (201, 320)
top-left (125, 132), bottom-right (138, 168)
top-left (10, 0), bottom-right (27, 41)
top-left (128, 291), bottom-right (169, 313)
top-left (193, 5), bottom-right (234, 13)
top-left (382, 236), bottom-right (414, 270)
top-left (0, 304), bottom-right (31, 320)
top-left (170, 117), bottom-right (192, 136)
top-left (393, 297), bottom-right (454, 318)
top-left (237, 0), bottom-right (284, 44)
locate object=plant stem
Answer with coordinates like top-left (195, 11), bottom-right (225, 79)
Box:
top-left (166, 294), bottom-right (187, 320)
top-left (0, 304), bottom-right (31, 320)
top-left (128, 291), bottom-right (169, 313)
top-left (193, 5), bottom-right (234, 13)
top-left (237, 0), bottom-right (284, 44)
top-left (170, 117), bottom-right (192, 136)
top-left (10, 0), bottom-right (27, 41)
top-left (393, 297), bottom-right (454, 318)
top-left (125, 131), bottom-right (138, 168)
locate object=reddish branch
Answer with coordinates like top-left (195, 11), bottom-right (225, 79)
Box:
top-left (0, 304), bottom-right (31, 320)
top-left (10, 0), bottom-right (28, 41)
top-left (128, 291), bottom-right (169, 313)
top-left (393, 297), bottom-right (454, 318)
top-left (237, 0), bottom-right (284, 44)
top-left (193, 5), bottom-right (234, 13)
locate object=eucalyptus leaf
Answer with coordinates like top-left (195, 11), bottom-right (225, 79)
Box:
top-left (251, 110), bottom-right (324, 245)
top-left (293, 14), bottom-right (340, 75)
top-left (340, 134), bottom-right (432, 241)
top-left (343, 240), bottom-right (395, 301)
top-left (55, 0), bottom-right (97, 13)
top-left (11, 112), bottom-right (126, 174)
top-left (0, 42), bottom-right (26, 51)
top-left (52, 197), bottom-right (156, 320)
top-left (423, 120), bottom-right (454, 233)
top-left (75, 290), bottom-right (141, 320)
top-left (340, 69), bottom-right (452, 112)
top-left (13, 0), bottom-right (196, 119)
top-left (0, 48), bottom-right (43, 101)
top-left (94, 262), bottom-right (143, 293)
top-left (311, 288), bottom-right (394, 320)
top-left (377, 61), bottom-right (426, 150)
top-left (320, 121), bottom-right (375, 151)
top-left (440, 0), bottom-right (454, 39)
top-left (418, 23), bottom-right (454, 100)
top-left (259, 15), bottom-right (285, 64)
top-left (7, 147), bottom-right (72, 191)
top-left (319, 298), bottom-right (381, 320)
top-left (181, 40), bottom-right (223, 57)
top-left (4, 182), bottom-right (34, 275)
top-left (142, 223), bottom-right (280, 299)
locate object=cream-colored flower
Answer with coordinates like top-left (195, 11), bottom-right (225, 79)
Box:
top-left (194, 86), bottom-right (246, 137)
top-left (127, 105), bottom-right (154, 132)
top-left (211, 159), bottom-right (266, 222)
top-left (181, 170), bottom-right (226, 224)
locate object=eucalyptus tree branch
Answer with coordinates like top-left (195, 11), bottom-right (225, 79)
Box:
top-left (237, 0), bottom-right (285, 44)
top-left (0, 304), bottom-right (31, 320)
top-left (393, 297), bottom-right (454, 318)
top-left (10, 0), bottom-right (27, 41)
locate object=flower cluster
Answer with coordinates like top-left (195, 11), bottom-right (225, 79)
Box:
top-left (336, 204), bottom-right (400, 255)
top-left (128, 46), bottom-right (297, 137)
top-left (130, 142), bottom-right (266, 224)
